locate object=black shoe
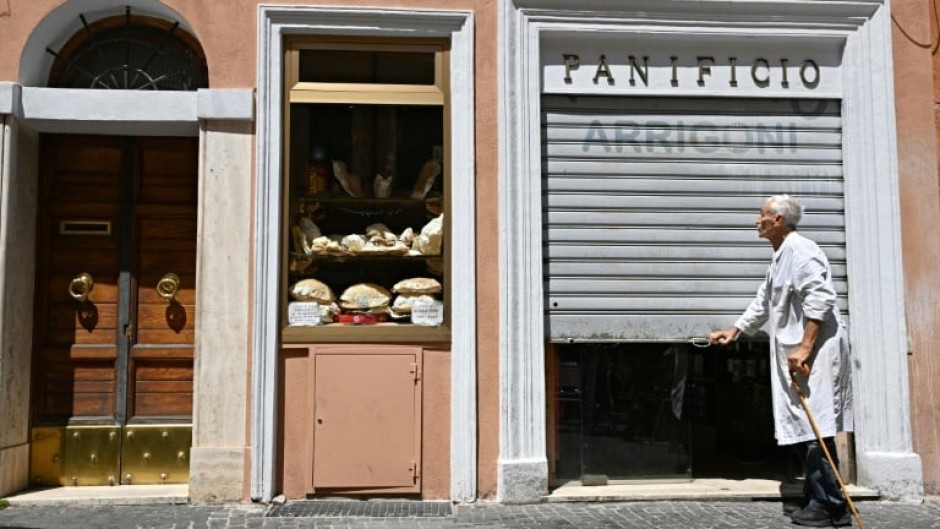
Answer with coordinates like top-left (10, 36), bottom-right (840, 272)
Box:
top-left (829, 507), bottom-right (852, 527)
top-left (791, 503), bottom-right (852, 527)
top-left (783, 497), bottom-right (810, 517)
top-left (790, 504), bottom-right (834, 527)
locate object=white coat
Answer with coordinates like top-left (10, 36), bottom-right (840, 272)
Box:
top-left (734, 231), bottom-right (854, 446)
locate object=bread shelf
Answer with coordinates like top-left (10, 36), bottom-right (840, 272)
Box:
top-left (289, 252), bottom-right (442, 262)
top-left (299, 196), bottom-right (443, 208)
top-left (282, 324), bottom-right (451, 343)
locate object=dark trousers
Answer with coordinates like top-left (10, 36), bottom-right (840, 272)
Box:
top-left (794, 437), bottom-right (846, 511)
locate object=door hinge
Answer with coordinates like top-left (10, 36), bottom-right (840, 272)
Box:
top-left (409, 363), bottom-right (421, 383)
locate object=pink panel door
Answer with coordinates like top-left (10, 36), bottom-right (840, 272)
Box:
top-left (313, 350), bottom-right (421, 491)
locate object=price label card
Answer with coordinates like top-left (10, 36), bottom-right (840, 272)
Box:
top-left (411, 299), bottom-right (444, 326)
top-left (288, 302), bottom-right (322, 326)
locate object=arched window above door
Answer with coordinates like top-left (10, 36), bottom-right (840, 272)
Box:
top-left (46, 7), bottom-right (208, 90)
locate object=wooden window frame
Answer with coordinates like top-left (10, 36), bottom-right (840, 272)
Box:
top-left (281, 37), bottom-right (452, 343)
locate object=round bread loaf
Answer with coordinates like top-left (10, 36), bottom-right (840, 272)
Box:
top-left (339, 283), bottom-right (392, 310)
top-left (290, 278), bottom-right (335, 303)
top-left (392, 277), bottom-right (442, 295)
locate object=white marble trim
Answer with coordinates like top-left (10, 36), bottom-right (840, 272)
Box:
top-left (0, 85), bottom-right (253, 134)
top-left (498, 1), bottom-right (549, 503)
top-left (253, 5), bottom-right (476, 503)
top-left (11, 87), bottom-right (253, 122)
top-left (21, 87), bottom-right (195, 121)
top-left (0, 83), bottom-right (19, 116)
top-left (840, 2), bottom-right (923, 499)
top-left (196, 89), bottom-right (255, 121)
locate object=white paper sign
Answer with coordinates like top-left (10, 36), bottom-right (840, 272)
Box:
top-left (411, 299), bottom-right (444, 326)
top-left (288, 302), bottom-right (322, 326)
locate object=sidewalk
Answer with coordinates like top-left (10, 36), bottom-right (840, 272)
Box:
top-left (0, 498), bottom-right (937, 529)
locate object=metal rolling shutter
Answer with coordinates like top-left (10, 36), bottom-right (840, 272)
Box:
top-left (542, 96), bottom-right (847, 342)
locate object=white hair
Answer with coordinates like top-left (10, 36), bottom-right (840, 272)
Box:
top-left (767, 194), bottom-right (803, 228)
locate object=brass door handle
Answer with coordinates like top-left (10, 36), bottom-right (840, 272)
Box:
top-left (68, 273), bottom-right (94, 302)
top-left (156, 273), bottom-right (180, 301)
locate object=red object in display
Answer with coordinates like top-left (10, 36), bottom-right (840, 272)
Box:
top-left (336, 312), bottom-right (389, 324)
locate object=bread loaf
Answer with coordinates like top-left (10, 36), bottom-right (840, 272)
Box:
top-left (290, 279), bottom-right (335, 303)
top-left (339, 283), bottom-right (392, 310)
top-left (392, 277), bottom-right (442, 295)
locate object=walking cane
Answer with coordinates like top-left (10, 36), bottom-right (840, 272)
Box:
top-left (790, 374), bottom-right (865, 529)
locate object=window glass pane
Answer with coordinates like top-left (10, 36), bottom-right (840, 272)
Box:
top-left (285, 103), bottom-right (446, 330)
top-left (51, 23), bottom-right (207, 90)
top-left (290, 104), bottom-right (443, 198)
top-left (299, 50), bottom-right (435, 84)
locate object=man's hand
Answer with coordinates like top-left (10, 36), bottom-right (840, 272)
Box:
top-left (789, 318), bottom-right (821, 377)
top-left (787, 345), bottom-right (813, 377)
top-left (709, 327), bottom-right (739, 346)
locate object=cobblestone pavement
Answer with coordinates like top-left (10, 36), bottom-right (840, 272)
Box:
top-left (0, 499), bottom-right (938, 529)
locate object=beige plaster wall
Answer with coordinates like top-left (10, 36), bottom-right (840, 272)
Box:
top-left (278, 348), bottom-right (310, 498)
top-left (421, 349), bottom-right (452, 498)
top-left (891, 0), bottom-right (940, 496)
top-left (468, 0), bottom-right (500, 499)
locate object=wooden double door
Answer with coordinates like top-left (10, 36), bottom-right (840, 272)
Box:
top-left (31, 135), bottom-right (197, 486)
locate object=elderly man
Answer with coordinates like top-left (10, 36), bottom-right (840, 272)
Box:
top-left (710, 195), bottom-right (853, 527)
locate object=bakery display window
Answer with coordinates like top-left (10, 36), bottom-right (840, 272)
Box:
top-left (282, 39), bottom-right (450, 342)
